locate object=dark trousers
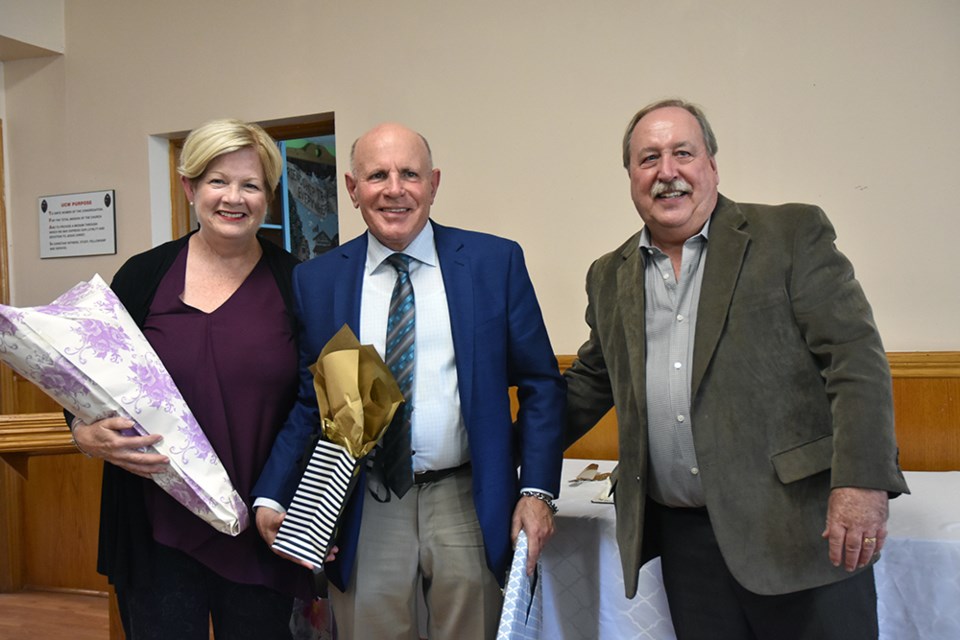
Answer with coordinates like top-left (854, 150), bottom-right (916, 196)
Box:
top-left (649, 501), bottom-right (879, 640)
top-left (117, 542), bottom-right (294, 640)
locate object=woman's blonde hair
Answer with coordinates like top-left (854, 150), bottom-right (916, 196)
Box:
top-left (177, 119), bottom-right (283, 199)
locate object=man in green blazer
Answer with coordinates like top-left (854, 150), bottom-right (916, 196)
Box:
top-left (564, 99), bottom-right (908, 640)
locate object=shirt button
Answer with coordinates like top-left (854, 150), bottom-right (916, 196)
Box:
top-left (674, 362), bottom-right (682, 369)
top-left (677, 314), bottom-right (684, 322)
top-left (662, 272), bottom-right (670, 280)
top-left (691, 467), bottom-right (699, 475)
top-left (677, 415), bottom-right (685, 423)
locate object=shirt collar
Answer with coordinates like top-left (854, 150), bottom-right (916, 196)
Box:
top-left (365, 220), bottom-right (438, 274)
top-left (638, 216), bottom-right (712, 253)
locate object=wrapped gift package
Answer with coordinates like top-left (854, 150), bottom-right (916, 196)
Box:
top-left (0, 274), bottom-right (248, 535)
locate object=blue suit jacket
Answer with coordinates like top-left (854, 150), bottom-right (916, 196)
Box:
top-left (253, 221), bottom-right (565, 590)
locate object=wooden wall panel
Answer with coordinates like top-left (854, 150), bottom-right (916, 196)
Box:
top-left (22, 454), bottom-right (106, 592)
top-left (889, 352), bottom-right (960, 471)
top-left (566, 408), bottom-right (619, 461)
top-left (892, 377), bottom-right (960, 471)
top-left (560, 350), bottom-right (619, 460)
top-left (0, 463), bottom-right (23, 592)
top-left (1, 360), bottom-right (105, 595)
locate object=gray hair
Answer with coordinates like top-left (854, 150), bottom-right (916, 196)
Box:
top-left (621, 99), bottom-right (718, 168)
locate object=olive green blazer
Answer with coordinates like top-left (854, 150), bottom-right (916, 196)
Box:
top-left (565, 194), bottom-right (909, 598)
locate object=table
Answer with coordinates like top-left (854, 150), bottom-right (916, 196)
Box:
top-left (875, 470), bottom-right (960, 639)
top-left (541, 460), bottom-right (960, 640)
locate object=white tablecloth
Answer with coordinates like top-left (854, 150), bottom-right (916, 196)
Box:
top-left (875, 470), bottom-right (960, 639)
top-left (541, 460), bottom-right (960, 640)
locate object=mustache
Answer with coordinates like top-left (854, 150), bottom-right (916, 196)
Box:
top-left (650, 179), bottom-right (692, 198)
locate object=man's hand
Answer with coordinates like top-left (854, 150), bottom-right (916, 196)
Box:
top-left (821, 487), bottom-right (889, 571)
top-left (72, 417), bottom-right (167, 478)
top-left (255, 505), bottom-right (285, 547)
top-left (511, 495), bottom-right (555, 576)
top-left (255, 506), bottom-right (338, 568)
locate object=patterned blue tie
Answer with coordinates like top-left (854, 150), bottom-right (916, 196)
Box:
top-left (382, 253), bottom-right (415, 497)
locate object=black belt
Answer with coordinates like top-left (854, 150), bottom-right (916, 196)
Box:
top-left (414, 462), bottom-right (471, 485)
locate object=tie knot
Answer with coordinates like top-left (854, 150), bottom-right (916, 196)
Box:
top-left (386, 253), bottom-right (412, 275)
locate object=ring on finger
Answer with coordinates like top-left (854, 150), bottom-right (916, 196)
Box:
top-left (863, 536), bottom-right (877, 545)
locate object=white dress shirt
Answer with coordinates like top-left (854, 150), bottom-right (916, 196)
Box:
top-left (362, 223), bottom-right (469, 473)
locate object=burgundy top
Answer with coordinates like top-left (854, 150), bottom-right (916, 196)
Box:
top-left (141, 243), bottom-right (311, 598)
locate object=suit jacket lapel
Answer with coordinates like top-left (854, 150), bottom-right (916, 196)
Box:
top-left (333, 234), bottom-right (367, 331)
top-left (434, 223), bottom-right (476, 422)
top-left (692, 196), bottom-right (749, 399)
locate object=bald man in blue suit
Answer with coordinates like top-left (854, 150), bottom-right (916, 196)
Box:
top-left (253, 123), bottom-right (565, 640)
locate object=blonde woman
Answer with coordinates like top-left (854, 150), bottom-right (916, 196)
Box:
top-left (70, 119), bottom-right (311, 639)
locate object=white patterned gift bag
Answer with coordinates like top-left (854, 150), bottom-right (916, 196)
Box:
top-left (497, 529), bottom-right (543, 640)
top-left (0, 274), bottom-right (248, 535)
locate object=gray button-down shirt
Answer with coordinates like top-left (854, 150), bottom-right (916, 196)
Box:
top-left (641, 219), bottom-right (710, 507)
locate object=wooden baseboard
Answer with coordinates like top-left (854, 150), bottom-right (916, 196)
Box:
top-left (21, 586), bottom-right (108, 598)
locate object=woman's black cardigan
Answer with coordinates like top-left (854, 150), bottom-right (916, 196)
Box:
top-left (69, 232), bottom-right (299, 588)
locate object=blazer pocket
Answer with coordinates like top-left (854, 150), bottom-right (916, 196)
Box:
top-left (770, 434), bottom-right (833, 484)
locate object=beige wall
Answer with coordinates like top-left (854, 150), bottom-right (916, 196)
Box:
top-left (1, 0), bottom-right (958, 353)
top-left (0, 0), bottom-right (64, 57)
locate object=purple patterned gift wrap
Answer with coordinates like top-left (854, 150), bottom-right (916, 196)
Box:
top-left (0, 274), bottom-right (249, 535)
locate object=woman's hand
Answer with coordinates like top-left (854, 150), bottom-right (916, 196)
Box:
top-left (72, 417), bottom-right (168, 478)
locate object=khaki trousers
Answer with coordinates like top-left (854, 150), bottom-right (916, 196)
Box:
top-left (329, 467), bottom-right (503, 640)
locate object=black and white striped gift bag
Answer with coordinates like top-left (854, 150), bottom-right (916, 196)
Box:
top-left (272, 438), bottom-right (360, 568)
